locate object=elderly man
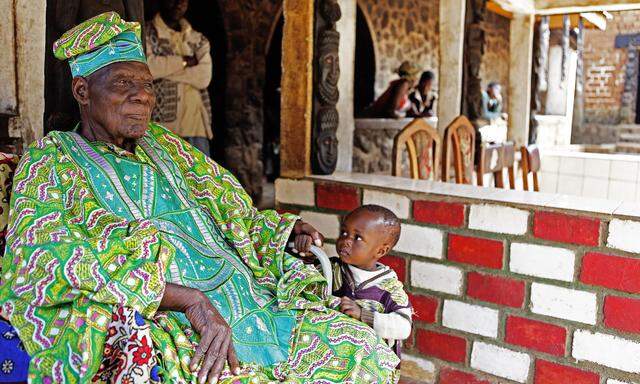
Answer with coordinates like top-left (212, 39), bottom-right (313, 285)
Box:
top-left (0, 12), bottom-right (399, 384)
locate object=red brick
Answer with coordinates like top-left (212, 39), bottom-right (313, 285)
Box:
top-left (604, 295), bottom-right (640, 334)
top-left (533, 211), bottom-right (600, 246)
top-left (408, 293), bottom-right (438, 323)
top-left (534, 360), bottom-right (599, 384)
top-left (580, 252), bottom-right (640, 293)
top-left (438, 367), bottom-right (491, 384)
top-left (467, 272), bottom-right (525, 308)
top-left (505, 316), bottom-right (567, 356)
top-left (416, 329), bottom-right (467, 363)
top-left (413, 200), bottom-right (465, 227)
top-left (447, 234), bottom-right (503, 269)
top-left (276, 208), bottom-right (300, 215)
top-left (316, 184), bottom-right (360, 212)
top-left (382, 255), bottom-right (406, 282)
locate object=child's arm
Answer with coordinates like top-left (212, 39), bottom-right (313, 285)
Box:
top-left (361, 308), bottom-right (412, 340)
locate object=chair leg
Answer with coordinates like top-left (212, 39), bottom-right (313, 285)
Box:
top-left (533, 172), bottom-right (540, 192)
top-left (477, 169), bottom-right (484, 186)
top-left (508, 166), bottom-right (515, 189)
top-left (494, 170), bottom-right (504, 188)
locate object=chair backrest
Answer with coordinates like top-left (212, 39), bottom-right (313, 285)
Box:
top-left (392, 118), bottom-right (442, 181)
top-left (477, 141), bottom-right (516, 189)
top-left (520, 144), bottom-right (541, 191)
top-left (443, 116), bottom-right (476, 184)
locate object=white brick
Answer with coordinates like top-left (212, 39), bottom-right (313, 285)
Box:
top-left (395, 224), bottom-right (443, 259)
top-left (509, 243), bottom-right (576, 282)
top-left (468, 204), bottom-right (529, 235)
top-left (608, 219), bottom-right (640, 253)
top-left (411, 261), bottom-right (463, 295)
top-left (442, 300), bottom-right (499, 338)
top-left (401, 354), bottom-right (436, 383)
top-left (274, 179), bottom-right (314, 206)
top-left (530, 283), bottom-right (597, 325)
top-left (363, 190), bottom-right (410, 219)
top-left (470, 342), bottom-right (531, 383)
top-left (573, 330), bottom-right (640, 373)
top-left (299, 211), bottom-right (340, 240)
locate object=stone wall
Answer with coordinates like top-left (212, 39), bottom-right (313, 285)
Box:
top-left (480, 11), bottom-right (510, 110)
top-left (277, 174), bottom-right (640, 384)
top-left (359, 0), bottom-right (440, 98)
top-left (583, 10), bottom-right (640, 127)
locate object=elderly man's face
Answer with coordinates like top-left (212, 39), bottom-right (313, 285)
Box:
top-left (74, 62), bottom-right (155, 141)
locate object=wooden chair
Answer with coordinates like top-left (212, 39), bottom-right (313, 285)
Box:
top-left (442, 116), bottom-right (476, 184)
top-left (392, 119), bottom-right (441, 181)
top-left (520, 144), bottom-right (541, 191)
top-left (477, 141), bottom-right (517, 189)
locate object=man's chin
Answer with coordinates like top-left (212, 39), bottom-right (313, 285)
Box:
top-left (123, 123), bottom-right (149, 139)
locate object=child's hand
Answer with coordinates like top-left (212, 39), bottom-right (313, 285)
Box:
top-left (292, 234), bottom-right (314, 259)
top-left (339, 296), bottom-right (362, 320)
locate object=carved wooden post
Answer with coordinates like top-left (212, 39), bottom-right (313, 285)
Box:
top-left (311, 0), bottom-right (341, 175)
top-left (463, 0), bottom-right (487, 126)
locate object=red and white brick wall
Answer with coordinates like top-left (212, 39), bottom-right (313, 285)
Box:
top-left (276, 175), bottom-right (640, 384)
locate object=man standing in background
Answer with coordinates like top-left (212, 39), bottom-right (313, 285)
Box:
top-left (145, 0), bottom-right (213, 155)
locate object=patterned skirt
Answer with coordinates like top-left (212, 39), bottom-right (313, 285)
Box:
top-left (91, 307), bottom-right (399, 384)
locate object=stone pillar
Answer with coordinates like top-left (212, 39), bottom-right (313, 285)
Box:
top-left (0, 0), bottom-right (17, 116)
top-left (8, 0), bottom-right (46, 145)
top-left (335, 0), bottom-right (356, 172)
top-left (280, 0), bottom-right (314, 178)
top-left (507, 13), bottom-right (535, 146)
top-left (438, 0), bottom-right (467, 132)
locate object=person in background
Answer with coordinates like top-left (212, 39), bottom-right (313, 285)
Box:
top-left (145, 0), bottom-right (213, 156)
top-left (363, 61), bottom-right (422, 119)
top-left (481, 82), bottom-right (504, 122)
top-left (409, 70), bottom-right (437, 117)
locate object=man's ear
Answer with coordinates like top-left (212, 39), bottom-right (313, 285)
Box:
top-left (72, 76), bottom-right (90, 106)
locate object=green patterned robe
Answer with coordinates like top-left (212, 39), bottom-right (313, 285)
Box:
top-left (0, 123), bottom-right (399, 383)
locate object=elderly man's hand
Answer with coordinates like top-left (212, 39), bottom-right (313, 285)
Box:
top-left (290, 220), bottom-right (324, 257)
top-left (185, 291), bottom-right (240, 384)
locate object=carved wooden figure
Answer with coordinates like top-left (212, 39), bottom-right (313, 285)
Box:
top-left (312, 0), bottom-right (341, 175)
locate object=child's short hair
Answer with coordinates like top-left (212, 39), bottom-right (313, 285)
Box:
top-left (347, 204), bottom-right (401, 247)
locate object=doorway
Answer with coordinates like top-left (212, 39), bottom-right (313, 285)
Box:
top-left (354, 5), bottom-right (376, 117)
top-left (263, 14), bottom-right (284, 183)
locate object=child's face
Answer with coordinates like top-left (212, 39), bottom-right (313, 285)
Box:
top-left (336, 210), bottom-right (390, 270)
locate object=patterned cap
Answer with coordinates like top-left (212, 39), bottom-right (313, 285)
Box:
top-left (53, 12), bottom-right (146, 77)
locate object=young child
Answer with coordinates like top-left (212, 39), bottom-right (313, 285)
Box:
top-left (333, 204), bottom-right (412, 356)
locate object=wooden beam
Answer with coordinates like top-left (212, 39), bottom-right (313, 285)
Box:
top-left (535, 0), bottom-right (640, 15)
top-left (487, 1), bottom-right (513, 19)
top-left (491, 0), bottom-right (536, 14)
top-left (580, 12), bottom-right (607, 31)
top-left (280, 0), bottom-right (314, 178)
top-left (545, 13), bottom-right (603, 30)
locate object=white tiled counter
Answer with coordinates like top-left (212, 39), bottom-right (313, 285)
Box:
top-left (276, 172), bottom-right (640, 384)
top-left (539, 149), bottom-right (640, 202)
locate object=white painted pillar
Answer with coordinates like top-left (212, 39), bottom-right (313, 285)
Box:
top-left (437, 0), bottom-right (466, 133)
top-left (336, 0), bottom-right (356, 172)
top-left (0, 0), bottom-right (17, 115)
top-left (507, 13), bottom-right (535, 146)
top-left (9, 0), bottom-right (46, 144)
